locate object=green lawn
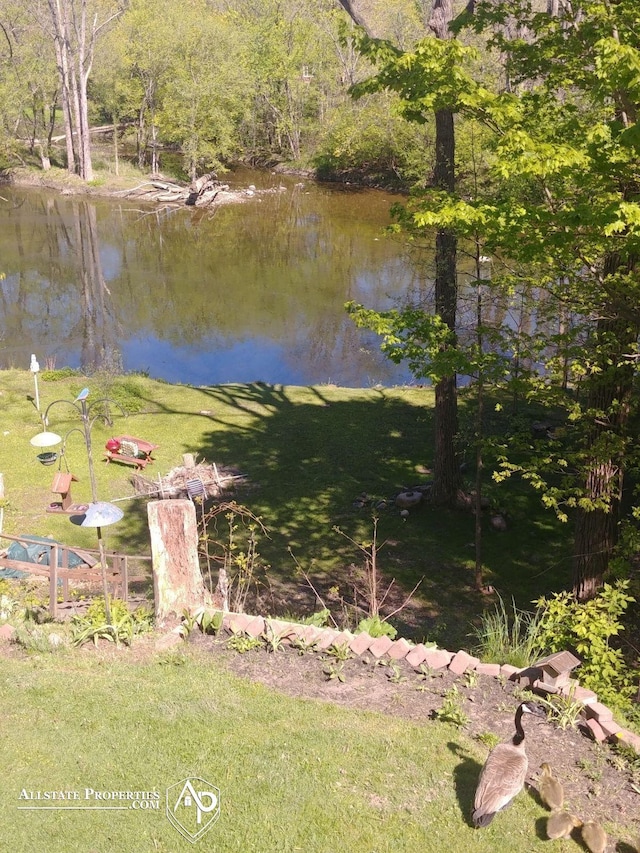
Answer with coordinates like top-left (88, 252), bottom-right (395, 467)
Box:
top-left (0, 648), bottom-right (555, 853)
top-left (0, 368), bottom-right (573, 650)
top-left (0, 368), bottom-right (637, 852)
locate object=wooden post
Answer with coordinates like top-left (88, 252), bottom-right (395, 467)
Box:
top-left (122, 556), bottom-right (129, 603)
top-left (61, 546), bottom-right (69, 602)
top-left (49, 543), bottom-right (59, 620)
top-left (147, 500), bottom-right (212, 623)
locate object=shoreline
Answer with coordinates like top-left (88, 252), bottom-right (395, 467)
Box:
top-left (0, 165), bottom-right (253, 206)
top-left (1, 162), bottom-right (407, 202)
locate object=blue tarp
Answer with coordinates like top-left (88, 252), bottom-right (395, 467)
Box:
top-left (0, 536), bottom-right (87, 578)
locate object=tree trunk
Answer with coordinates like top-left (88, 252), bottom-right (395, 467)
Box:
top-left (573, 477), bottom-right (620, 601)
top-left (48, 0), bottom-right (77, 173)
top-left (334, 1), bottom-right (374, 33)
top-left (77, 0), bottom-right (94, 182)
top-left (430, 108), bottom-right (460, 504)
top-left (148, 500), bottom-right (213, 623)
top-left (572, 298), bottom-right (638, 598)
top-left (335, 0), bottom-right (461, 505)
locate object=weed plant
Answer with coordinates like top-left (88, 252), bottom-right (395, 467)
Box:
top-left (226, 634), bottom-right (262, 653)
top-left (70, 597), bottom-right (153, 647)
top-left (472, 594), bottom-right (542, 668)
top-left (434, 685), bottom-right (470, 728)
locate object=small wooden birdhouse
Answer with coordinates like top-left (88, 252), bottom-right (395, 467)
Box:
top-left (533, 651), bottom-right (581, 689)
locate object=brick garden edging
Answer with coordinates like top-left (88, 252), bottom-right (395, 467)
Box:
top-left (156, 610), bottom-right (640, 756)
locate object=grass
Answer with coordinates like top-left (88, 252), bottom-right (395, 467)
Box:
top-left (0, 368), bottom-right (574, 649)
top-left (1, 369), bottom-right (638, 850)
top-left (0, 646), bottom-right (555, 853)
top-left (471, 595), bottom-right (543, 668)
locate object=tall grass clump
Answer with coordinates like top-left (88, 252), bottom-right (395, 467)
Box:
top-left (472, 595), bottom-right (542, 668)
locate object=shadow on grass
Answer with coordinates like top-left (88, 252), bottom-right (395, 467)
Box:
top-left (448, 741), bottom-right (482, 829)
top-left (122, 381), bottom-right (572, 649)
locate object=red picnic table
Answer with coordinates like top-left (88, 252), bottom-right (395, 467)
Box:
top-left (104, 435), bottom-right (159, 470)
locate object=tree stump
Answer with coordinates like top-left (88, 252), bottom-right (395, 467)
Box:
top-left (147, 499), bottom-right (212, 623)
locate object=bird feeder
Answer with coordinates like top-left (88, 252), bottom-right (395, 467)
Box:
top-left (46, 472), bottom-right (88, 515)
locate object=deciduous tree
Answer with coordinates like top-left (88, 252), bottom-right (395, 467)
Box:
top-left (337, 0), bottom-right (464, 506)
top-left (43, 0), bottom-right (123, 179)
top-left (344, 0), bottom-right (640, 597)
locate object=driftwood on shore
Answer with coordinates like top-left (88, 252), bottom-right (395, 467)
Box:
top-left (118, 172), bottom-right (250, 207)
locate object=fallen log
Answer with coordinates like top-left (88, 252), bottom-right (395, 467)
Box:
top-left (120, 177), bottom-right (252, 208)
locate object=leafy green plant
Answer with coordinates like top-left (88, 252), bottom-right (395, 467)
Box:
top-left (434, 686), bottom-right (469, 728)
top-left (41, 367), bottom-right (80, 381)
top-left (532, 581), bottom-right (636, 713)
top-left (323, 660), bottom-right (346, 683)
top-left (71, 616), bottom-right (132, 647)
top-left (385, 661), bottom-right (406, 684)
top-left (463, 669), bottom-right (479, 689)
top-left (177, 607), bottom-right (224, 638)
top-left (178, 609), bottom-right (199, 639)
top-left (0, 593), bottom-right (18, 621)
top-left (157, 649), bottom-right (187, 666)
top-left (357, 615), bottom-right (397, 639)
top-left (181, 607), bottom-right (225, 636)
top-left (226, 634), bottom-right (262, 654)
top-left (290, 636), bottom-right (317, 655)
top-left (70, 597), bottom-right (153, 647)
top-left (325, 642), bottom-right (352, 662)
top-left (12, 624), bottom-right (68, 654)
top-left (475, 731), bottom-right (501, 750)
top-left (301, 609), bottom-right (331, 627)
top-left (537, 691), bottom-right (583, 731)
top-left (416, 663), bottom-right (434, 680)
top-left (576, 754), bottom-right (605, 783)
top-left (263, 624), bottom-right (287, 653)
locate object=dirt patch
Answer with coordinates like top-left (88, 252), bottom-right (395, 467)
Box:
top-left (182, 631), bottom-right (640, 842)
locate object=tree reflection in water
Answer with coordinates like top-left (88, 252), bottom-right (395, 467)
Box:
top-left (0, 177), bottom-right (420, 385)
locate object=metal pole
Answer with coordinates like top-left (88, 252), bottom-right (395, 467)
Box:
top-left (79, 398), bottom-right (112, 626)
top-left (30, 354), bottom-right (40, 412)
top-left (80, 398), bottom-right (98, 503)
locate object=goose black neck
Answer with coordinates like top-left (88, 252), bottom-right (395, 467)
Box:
top-left (512, 704), bottom-right (526, 745)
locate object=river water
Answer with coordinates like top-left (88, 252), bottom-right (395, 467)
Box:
top-left (0, 168), bottom-right (430, 387)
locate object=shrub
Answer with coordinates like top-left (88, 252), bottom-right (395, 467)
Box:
top-left (532, 581), bottom-right (637, 714)
top-left (41, 367), bottom-right (80, 381)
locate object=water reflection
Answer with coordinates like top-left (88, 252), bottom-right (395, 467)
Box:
top-left (0, 171), bottom-right (421, 386)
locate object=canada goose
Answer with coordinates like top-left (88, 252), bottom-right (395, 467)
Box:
top-left (538, 762), bottom-right (564, 811)
top-left (546, 811), bottom-right (581, 840)
top-left (581, 820), bottom-right (607, 853)
top-left (472, 701), bottom-right (545, 827)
